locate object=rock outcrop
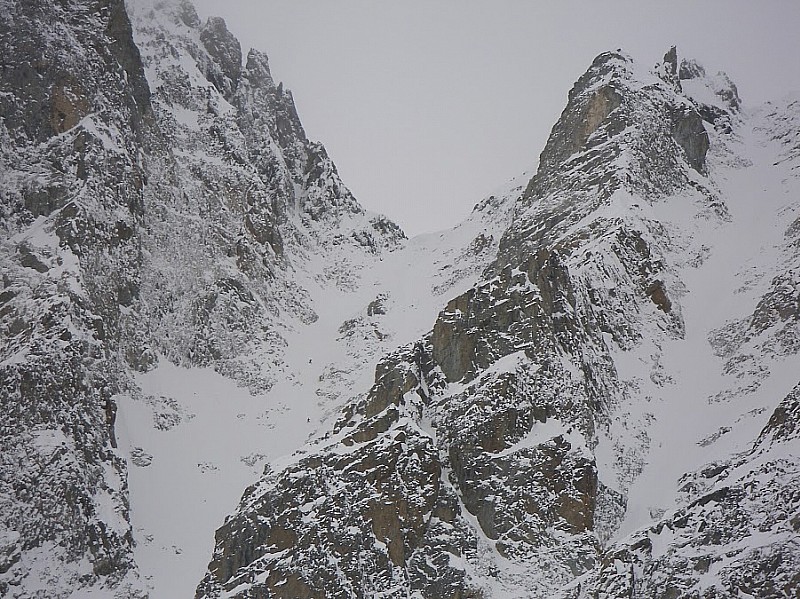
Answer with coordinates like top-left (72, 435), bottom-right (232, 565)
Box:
top-left (572, 382), bottom-right (800, 599)
top-left (1, 0), bottom-right (150, 595)
top-left (124, 0), bottom-right (404, 391)
top-left (2, 2), bottom-right (798, 596)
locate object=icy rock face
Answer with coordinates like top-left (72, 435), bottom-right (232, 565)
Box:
top-left (198, 16), bottom-right (242, 100)
top-left (425, 48), bottom-right (721, 567)
top-left (196, 341), bottom-right (481, 599)
top-left (503, 49), bottom-right (717, 270)
top-left (571, 95), bottom-right (800, 599)
top-left (0, 0), bottom-right (150, 596)
top-left (196, 49), bottom-right (772, 598)
top-left (1, 0), bottom-right (403, 595)
top-left (127, 0), bottom-right (404, 390)
top-left (127, 0), bottom-right (294, 386)
top-left (3, 2), bottom-right (798, 593)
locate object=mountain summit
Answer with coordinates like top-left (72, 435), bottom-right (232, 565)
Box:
top-left (1, 2), bottom-right (798, 598)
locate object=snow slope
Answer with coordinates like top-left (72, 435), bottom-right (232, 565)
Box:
top-left (191, 49), bottom-right (800, 599)
top-left (614, 103), bottom-right (800, 539)
top-left (116, 176), bottom-right (521, 597)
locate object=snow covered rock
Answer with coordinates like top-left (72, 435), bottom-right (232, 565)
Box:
top-left (571, 382), bottom-right (800, 599)
top-left (196, 47), bottom-right (800, 599)
top-left (2, 0), bottom-right (798, 595)
top-left (0, 0), bottom-right (150, 595)
top-left (124, 0), bottom-right (404, 392)
top-left (1, 0), bottom-right (403, 595)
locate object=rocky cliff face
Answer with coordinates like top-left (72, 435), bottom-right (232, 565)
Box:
top-left (0, 0), bottom-right (402, 596)
top-left (128, 0), bottom-right (404, 391)
top-left (195, 48), bottom-right (800, 599)
top-left (571, 86), bottom-right (800, 599)
top-left (574, 383), bottom-right (800, 599)
top-left (1, 0), bottom-right (150, 595)
top-left (2, 3), bottom-right (798, 597)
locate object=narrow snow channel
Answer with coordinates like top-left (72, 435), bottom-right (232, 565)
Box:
top-left (115, 266), bottom-right (376, 596)
top-left (115, 211), bottom-right (500, 597)
top-left (615, 112), bottom-right (800, 538)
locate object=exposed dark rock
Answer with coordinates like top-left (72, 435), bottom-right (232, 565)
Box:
top-left (672, 109), bottom-right (709, 173)
top-left (0, 0), bottom-right (151, 593)
top-left (367, 293), bottom-right (389, 316)
top-left (196, 423), bottom-right (449, 599)
top-left (50, 77), bottom-right (90, 134)
top-left (757, 381), bottom-right (800, 444)
top-left (4, 2), bottom-right (797, 596)
top-left (200, 16), bottom-right (242, 99)
top-left (534, 52), bottom-right (626, 183)
top-left (656, 46), bottom-right (682, 92)
top-left (198, 45), bottom-right (787, 599)
top-left (645, 279), bottom-right (672, 313)
top-left (501, 49), bottom-right (720, 273)
top-left (17, 245), bottom-right (49, 273)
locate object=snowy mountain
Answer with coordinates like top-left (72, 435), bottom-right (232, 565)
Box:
top-left (1, 0), bottom-right (404, 595)
top-left (194, 49), bottom-right (800, 599)
top-left (1, 1), bottom-right (798, 598)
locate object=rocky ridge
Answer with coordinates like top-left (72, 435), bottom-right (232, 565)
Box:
top-left (196, 48), bottom-right (800, 599)
top-left (127, 0), bottom-right (404, 392)
top-left (1, 0), bottom-right (151, 595)
top-left (1, 1), bottom-right (798, 596)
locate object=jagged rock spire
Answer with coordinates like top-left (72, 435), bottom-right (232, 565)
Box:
top-left (656, 45), bottom-right (682, 92)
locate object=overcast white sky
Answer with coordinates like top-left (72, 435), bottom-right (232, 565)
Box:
top-left (191, 0), bottom-right (800, 236)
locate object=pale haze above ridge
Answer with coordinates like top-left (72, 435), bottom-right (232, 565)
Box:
top-left (190, 0), bottom-right (800, 236)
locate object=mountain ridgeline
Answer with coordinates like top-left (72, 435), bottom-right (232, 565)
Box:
top-left (1, 1), bottom-right (798, 598)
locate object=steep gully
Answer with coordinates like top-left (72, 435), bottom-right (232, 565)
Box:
top-left (116, 202), bottom-right (515, 597)
top-left (616, 110), bottom-right (799, 538)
